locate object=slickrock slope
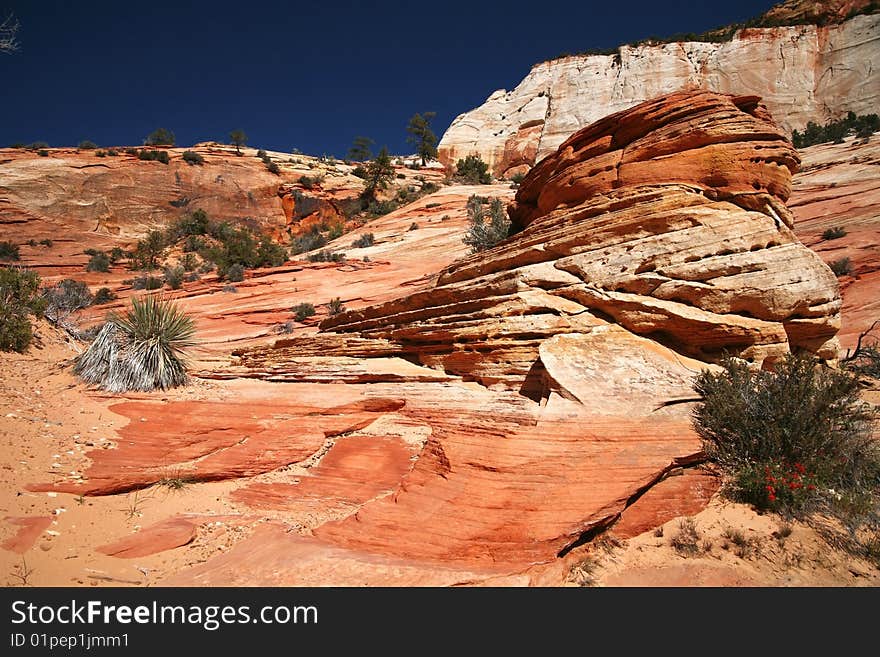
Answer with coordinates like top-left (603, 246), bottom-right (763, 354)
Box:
top-left (148, 91), bottom-right (842, 584)
top-left (789, 134), bottom-right (880, 348)
top-left (4, 93), bottom-right (862, 588)
top-left (438, 4), bottom-right (879, 177)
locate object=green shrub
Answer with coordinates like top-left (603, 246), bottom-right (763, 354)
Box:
top-left (670, 518), bottom-right (701, 557)
top-left (792, 112), bottom-right (880, 149)
top-left (169, 209), bottom-right (210, 240)
top-left (266, 160), bottom-right (281, 175)
top-left (182, 150), bottom-right (205, 165)
top-left (131, 230), bottom-right (167, 270)
top-left (85, 251), bottom-right (111, 272)
top-left (327, 297), bottom-right (345, 315)
top-left (74, 295), bottom-right (196, 392)
top-left (455, 155), bottom-right (491, 184)
top-left (27, 141), bottom-right (49, 150)
top-left (829, 257), bottom-right (853, 277)
top-left (181, 253), bottom-right (199, 272)
top-left (109, 246), bottom-right (126, 262)
top-left (183, 235), bottom-right (205, 253)
top-left (692, 354), bottom-right (879, 517)
top-left (106, 149), bottom-right (118, 157)
top-left (37, 150), bottom-right (49, 157)
top-left (164, 265), bottom-right (185, 289)
top-left (351, 165), bottom-right (368, 180)
top-left (226, 263), bottom-right (245, 282)
top-left (307, 250), bottom-right (344, 263)
top-left (366, 199), bottom-right (398, 216)
top-left (256, 238), bottom-right (287, 268)
top-left (132, 275), bottom-right (164, 291)
top-left (292, 302), bottom-right (316, 322)
top-left (822, 227), bottom-right (847, 240)
top-left (93, 287), bottom-right (117, 305)
top-left (42, 279), bottom-right (93, 319)
top-left (291, 231), bottom-right (327, 255)
top-left (138, 149), bottom-right (170, 164)
top-left (144, 128), bottom-right (175, 146)
top-left (0, 267), bottom-right (46, 352)
top-left (78, 140), bottom-right (97, 150)
top-left (299, 175), bottom-right (321, 189)
top-left (351, 233), bottom-right (374, 248)
top-left (0, 241), bottom-right (20, 261)
top-left (463, 196), bottom-right (510, 253)
top-left (95, 150), bottom-right (107, 157)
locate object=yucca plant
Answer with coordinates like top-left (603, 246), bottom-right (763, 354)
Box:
top-left (74, 295), bottom-right (196, 392)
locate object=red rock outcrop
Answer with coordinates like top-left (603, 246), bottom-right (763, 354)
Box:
top-left (321, 91), bottom-right (840, 377)
top-left (158, 91), bottom-right (837, 583)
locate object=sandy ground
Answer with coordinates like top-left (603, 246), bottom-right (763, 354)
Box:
top-left (2, 320), bottom-right (878, 587)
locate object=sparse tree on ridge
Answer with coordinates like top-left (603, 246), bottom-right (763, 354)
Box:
top-left (406, 112), bottom-right (438, 166)
top-left (360, 146), bottom-right (395, 202)
top-left (144, 128), bottom-right (175, 147)
top-left (230, 129), bottom-right (248, 155)
top-left (347, 136), bottom-right (374, 162)
top-left (0, 13), bottom-right (20, 53)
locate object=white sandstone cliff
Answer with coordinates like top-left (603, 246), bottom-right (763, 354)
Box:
top-left (438, 14), bottom-right (879, 177)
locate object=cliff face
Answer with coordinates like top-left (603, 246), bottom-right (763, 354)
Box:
top-left (438, 12), bottom-right (880, 177)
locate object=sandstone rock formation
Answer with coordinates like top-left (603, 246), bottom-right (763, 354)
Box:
top-left (438, 5), bottom-right (880, 177)
top-left (325, 91), bottom-right (841, 374)
top-left (789, 132), bottom-right (880, 348)
top-left (131, 90), bottom-right (841, 583)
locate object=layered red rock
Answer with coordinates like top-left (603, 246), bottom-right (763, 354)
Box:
top-left (789, 134), bottom-right (880, 349)
top-left (321, 91), bottom-right (840, 375)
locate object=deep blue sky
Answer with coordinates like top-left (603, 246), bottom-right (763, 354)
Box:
top-left (0, 0), bottom-right (776, 157)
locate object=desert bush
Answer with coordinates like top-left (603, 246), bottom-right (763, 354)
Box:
top-left (37, 150), bottom-right (48, 157)
top-left (792, 112), bottom-right (880, 148)
top-left (299, 175), bottom-right (322, 189)
top-left (351, 165), bottom-right (368, 180)
top-left (292, 302), bottom-right (316, 322)
top-left (0, 241), bottom-right (20, 261)
top-left (74, 295), bottom-right (196, 392)
top-left (95, 150), bottom-right (106, 157)
top-left (509, 172), bottom-right (525, 186)
top-left (455, 154), bottom-right (491, 184)
top-left (181, 253), bottom-right (199, 272)
top-left (144, 128), bottom-right (175, 146)
top-left (93, 287), bottom-right (117, 305)
top-left (670, 518), bottom-right (701, 557)
top-left (182, 150), bottom-right (204, 165)
top-left (225, 263), bottom-right (245, 282)
top-left (829, 257), bottom-right (853, 276)
top-left (266, 160), bottom-right (280, 175)
top-left (365, 199), bottom-right (398, 216)
top-left (256, 238), bottom-right (287, 268)
top-left (327, 297), bottom-right (344, 316)
top-left (132, 275), bottom-right (163, 291)
top-left (106, 149), bottom-right (118, 156)
top-left (307, 250), bottom-right (344, 263)
top-left (351, 233), bottom-right (374, 248)
top-left (137, 149), bottom-right (170, 164)
top-left (291, 231), bottom-right (327, 255)
top-left (164, 265), bottom-right (185, 290)
top-left (692, 354), bottom-right (879, 518)
top-left (109, 246), bottom-right (126, 261)
top-left (0, 267), bottom-right (46, 352)
top-left (78, 140), bottom-right (97, 150)
top-left (463, 196), bottom-right (510, 253)
top-left (42, 279), bottom-right (93, 319)
top-left (85, 251), bottom-right (111, 272)
top-left (131, 230), bottom-right (167, 270)
top-left (39, 239), bottom-right (53, 247)
top-left (183, 236), bottom-right (205, 253)
top-left (169, 209), bottom-right (210, 240)
top-left (822, 227), bottom-right (847, 240)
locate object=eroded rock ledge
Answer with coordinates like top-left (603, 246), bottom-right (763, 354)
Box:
top-left (310, 91), bottom-right (840, 390)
